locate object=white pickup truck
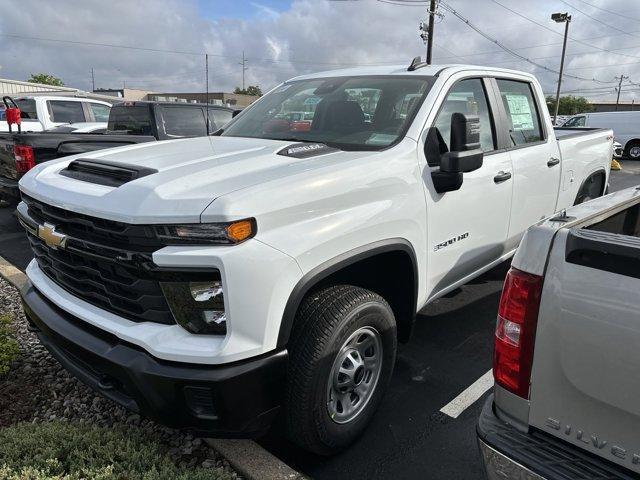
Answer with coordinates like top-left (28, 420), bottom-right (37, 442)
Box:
top-left (16, 61), bottom-right (612, 454)
top-left (0, 95), bottom-right (112, 132)
top-left (478, 186), bottom-right (640, 479)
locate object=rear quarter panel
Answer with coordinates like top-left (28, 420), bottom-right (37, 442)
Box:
top-left (556, 129), bottom-right (612, 209)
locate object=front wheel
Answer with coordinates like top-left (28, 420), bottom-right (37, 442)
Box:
top-left (286, 285), bottom-right (397, 455)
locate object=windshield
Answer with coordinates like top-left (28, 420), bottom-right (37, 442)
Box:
top-left (221, 75), bottom-right (434, 150)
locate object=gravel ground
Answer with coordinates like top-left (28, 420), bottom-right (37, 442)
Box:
top-left (0, 276), bottom-right (240, 477)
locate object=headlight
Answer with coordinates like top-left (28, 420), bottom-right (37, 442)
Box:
top-left (160, 279), bottom-right (226, 335)
top-left (154, 218), bottom-right (256, 245)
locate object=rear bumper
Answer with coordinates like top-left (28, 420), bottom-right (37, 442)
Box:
top-left (20, 280), bottom-right (287, 438)
top-left (477, 395), bottom-right (636, 480)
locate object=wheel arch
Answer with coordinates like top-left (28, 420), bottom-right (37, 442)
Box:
top-left (623, 138), bottom-right (640, 151)
top-left (574, 168), bottom-right (607, 204)
top-left (277, 238), bottom-right (419, 348)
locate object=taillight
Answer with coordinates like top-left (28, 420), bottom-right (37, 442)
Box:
top-left (13, 145), bottom-right (35, 174)
top-left (493, 267), bottom-right (544, 399)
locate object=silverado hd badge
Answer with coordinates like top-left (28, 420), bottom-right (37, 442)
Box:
top-left (434, 232), bottom-right (469, 252)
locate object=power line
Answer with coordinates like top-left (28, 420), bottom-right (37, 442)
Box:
top-left (489, 0), bottom-right (640, 62)
top-left (0, 33), bottom-right (405, 68)
top-left (574, 0), bottom-right (640, 23)
top-left (557, 0), bottom-right (640, 38)
top-left (438, 1), bottom-right (613, 84)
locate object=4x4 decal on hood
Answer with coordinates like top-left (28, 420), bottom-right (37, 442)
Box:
top-left (277, 143), bottom-right (338, 159)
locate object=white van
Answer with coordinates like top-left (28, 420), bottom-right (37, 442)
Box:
top-left (563, 111), bottom-right (640, 158)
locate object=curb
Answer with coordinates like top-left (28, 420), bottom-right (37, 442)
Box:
top-left (206, 439), bottom-right (307, 480)
top-left (0, 255), bottom-right (27, 290)
top-left (0, 255), bottom-right (307, 480)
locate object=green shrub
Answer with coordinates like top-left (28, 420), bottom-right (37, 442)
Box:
top-left (0, 313), bottom-right (18, 376)
top-left (0, 421), bottom-right (233, 480)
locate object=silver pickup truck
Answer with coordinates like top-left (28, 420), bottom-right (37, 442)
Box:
top-left (478, 186), bottom-right (640, 479)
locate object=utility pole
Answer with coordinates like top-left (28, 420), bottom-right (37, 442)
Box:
top-left (91, 68), bottom-right (95, 91)
top-left (239, 51), bottom-right (248, 91)
top-left (205, 54), bottom-right (209, 105)
top-left (205, 53), bottom-right (210, 134)
top-left (426, 0), bottom-right (436, 64)
top-left (615, 75), bottom-right (629, 111)
top-left (419, 0), bottom-right (438, 64)
top-left (551, 12), bottom-right (571, 124)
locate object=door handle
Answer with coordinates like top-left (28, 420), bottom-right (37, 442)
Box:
top-left (547, 157), bottom-right (561, 167)
top-left (494, 171), bottom-right (512, 183)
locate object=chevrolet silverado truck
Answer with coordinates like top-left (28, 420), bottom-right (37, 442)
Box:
top-left (478, 185), bottom-right (640, 479)
top-left (16, 61), bottom-right (612, 454)
top-left (0, 101), bottom-right (236, 202)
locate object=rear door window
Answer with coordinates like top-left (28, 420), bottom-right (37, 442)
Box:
top-left (161, 106), bottom-right (207, 137)
top-left (208, 109), bottom-right (233, 130)
top-left (48, 100), bottom-right (86, 123)
top-left (107, 105), bottom-right (153, 135)
top-left (89, 103), bottom-right (111, 122)
top-left (564, 115), bottom-right (585, 127)
top-left (495, 79), bottom-right (544, 146)
top-left (14, 99), bottom-right (38, 120)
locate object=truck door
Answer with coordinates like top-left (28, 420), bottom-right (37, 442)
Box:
top-left (494, 78), bottom-right (562, 250)
top-left (422, 77), bottom-right (513, 297)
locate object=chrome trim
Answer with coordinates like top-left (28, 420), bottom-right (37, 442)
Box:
top-left (478, 439), bottom-right (547, 480)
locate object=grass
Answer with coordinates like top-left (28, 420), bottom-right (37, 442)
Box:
top-left (0, 421), bottom-right (234, 480)
top-left (0, 313), bottom-right (18, 376)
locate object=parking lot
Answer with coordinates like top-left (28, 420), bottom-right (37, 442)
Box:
top-left (1, 160), bottom-right (637, 480)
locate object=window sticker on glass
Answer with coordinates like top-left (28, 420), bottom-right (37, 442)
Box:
top-left (505, 94), bottom-right (534, 131)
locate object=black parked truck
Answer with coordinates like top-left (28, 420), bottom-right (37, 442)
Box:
top-left (0, 101), bottom-right (237, 202)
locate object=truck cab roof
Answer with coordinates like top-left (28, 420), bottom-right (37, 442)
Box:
top-left (289, 63), bottom-right (539, 82)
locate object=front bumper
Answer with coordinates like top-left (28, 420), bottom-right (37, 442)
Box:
top-left (21, 280), bottom-right (288, 437)
top-left (477, 395), bottom-right (636, 480)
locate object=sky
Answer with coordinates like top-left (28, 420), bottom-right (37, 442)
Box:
top-left (1, 0), bottom-right (640, 102)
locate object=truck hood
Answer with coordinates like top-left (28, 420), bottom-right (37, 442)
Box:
top-left (19, 135), bottom-right (354, 223)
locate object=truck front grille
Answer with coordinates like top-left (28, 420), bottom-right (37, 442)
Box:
top-left (22, 195), bottom-right (175, 325)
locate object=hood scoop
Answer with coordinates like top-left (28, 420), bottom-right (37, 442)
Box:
top-left (59, 158), bottom-right (158, 187)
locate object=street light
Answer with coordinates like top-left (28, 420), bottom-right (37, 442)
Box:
top-left (552, 12), bottom-right (571, 125)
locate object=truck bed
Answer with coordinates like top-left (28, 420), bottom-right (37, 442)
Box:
top-left (0, 131), bottom-right (155, 181)
top-left (526, 187), bottom-right (640, 474)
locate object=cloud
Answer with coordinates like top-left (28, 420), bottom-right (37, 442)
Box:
top-left (1, 0), bottom-right (639, 101)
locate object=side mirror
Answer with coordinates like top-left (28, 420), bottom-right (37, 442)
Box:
top-left (431, 113), bottom-right (484, 193)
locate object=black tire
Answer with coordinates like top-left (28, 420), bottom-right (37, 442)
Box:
top-left (625, 140), bottom-right (640, 160)
top-left (574, 174), bottom-right (604, 205)
top-left (286, 285), bottom-right (397, 455)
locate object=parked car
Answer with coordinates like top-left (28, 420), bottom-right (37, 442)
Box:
top-left (0, 101), bottom-right (235, 202)
top-left (15, 62), bottom-right (612, 455)
top-left (563, 111), bottom-right (640, 159)
top-left (613, 140), bottom-right (624, 158)
top-left (478, 185), bottom-right (640, 479)
top-left (0, 95), bottom-right (112, 132)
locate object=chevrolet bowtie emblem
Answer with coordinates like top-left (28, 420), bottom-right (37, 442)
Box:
top-left (38, 223), bottom-right (67, 250)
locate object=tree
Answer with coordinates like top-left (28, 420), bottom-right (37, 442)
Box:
top-left (545, 95), bottom-right (594, 116)
top-left (26, 73), bottom-right (65, 86)
top-left (234, 85), bottom-right (262, 96)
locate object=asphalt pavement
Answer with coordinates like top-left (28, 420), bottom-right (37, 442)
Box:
top-left (0, 161), bottom-right (638, 480)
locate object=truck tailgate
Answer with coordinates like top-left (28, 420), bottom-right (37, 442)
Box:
top-left (0, 133), bottom-right (17, 180)
top-left (528, 197), bottom-right (640, 473)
